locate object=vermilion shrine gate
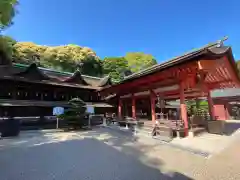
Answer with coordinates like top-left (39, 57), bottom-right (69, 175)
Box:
top-left (99, 39), bottom-right (240, 136)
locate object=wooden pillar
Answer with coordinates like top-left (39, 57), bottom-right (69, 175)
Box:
top-left (124, 101), bottom-right (128, 117)
top-left (132, 95), bottom-right (136, 120)
top-left (118, 98), bottom-right (122, 120)
top-left (207, 91), bottom-right (215, 120)
top-left (150, 90), bottom-right (156, 123)
top-left (180, 82), bottom-right (188, 136)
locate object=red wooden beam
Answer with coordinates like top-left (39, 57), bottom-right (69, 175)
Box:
top-left (100, 62), bottom-right (197, 95)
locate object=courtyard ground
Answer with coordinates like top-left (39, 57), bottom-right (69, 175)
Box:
top-left (0, 127), bottom-right (239, 180)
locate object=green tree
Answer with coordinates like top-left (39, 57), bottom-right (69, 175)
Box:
top-left (125, 52), bottom-right (157, 73)
top-left (10, 42), bottom-right (103, 77)
top-left (102, 57), bottom-right (129, 81)
top-left (0, 0), bottom-right (18, 30)
top-left (12, 42), bottom-right (46, 64)
top-left (0, 35), bottom-right (17, 63)
top-left (81, 56), bottom-right (103, 77)
top-left (59, 98), bottom-right (87, 130)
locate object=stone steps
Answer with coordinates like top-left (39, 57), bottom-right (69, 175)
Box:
top-left (189, 127), bottom-right (206, 137)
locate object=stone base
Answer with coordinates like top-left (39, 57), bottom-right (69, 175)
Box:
top-left (188, 131), bottom-right (194, 138)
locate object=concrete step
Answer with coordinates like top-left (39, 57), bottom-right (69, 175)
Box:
top-left (136, 130), bottom-right (152, 137)
top-left (137, 128), bottom-right (152, 135)
top-left (138, 126), bottom-right (153, 132)
top-left (189, 127), bottom-right (206, 137)
top-left (153, 135), bottom-right (173, 142)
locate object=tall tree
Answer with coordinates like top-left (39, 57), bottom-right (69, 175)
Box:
top-left (81, 56), bottom-right (103, 77)
top-left (11, 42), bottom-right (104, 77)
top-left (102, 57), bottom-right (129, 81)
top-left (125, 52), bottom-right (157, 73)
top-left (0, 0), bottom-right (18, 30)
top-left (0, 35), bottom-right (17, 64)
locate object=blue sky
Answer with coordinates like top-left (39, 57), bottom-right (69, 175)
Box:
top-left (4, 0), bottom-right (240, 62)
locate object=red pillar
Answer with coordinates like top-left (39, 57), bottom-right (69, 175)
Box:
top-left (150, 90), bottom-right (156, 123)
top-left (132, 95), bottom-right (136, 120)
top-left (118, 98), bottom-right (122, 119)
top-left (207, 91), bottom-right (215, 120)
top-left (180, 82), bottom-right (188, 136)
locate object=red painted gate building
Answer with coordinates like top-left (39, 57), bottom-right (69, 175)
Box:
top-left (99, 39), bottom-right (240, 136)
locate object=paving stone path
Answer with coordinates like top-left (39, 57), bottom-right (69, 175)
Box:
top-left (0, 128), bottom-right (239, 180)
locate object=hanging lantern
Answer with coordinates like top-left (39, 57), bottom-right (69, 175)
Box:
top-left (17, 92), bottom-right (20, 95)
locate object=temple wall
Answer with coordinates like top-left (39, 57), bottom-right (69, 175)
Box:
top-left (213, 99), bottom-right (232, 120)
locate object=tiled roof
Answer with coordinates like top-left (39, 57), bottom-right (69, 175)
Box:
top-left (0, 63), bottom-right (112, 89)
top-left (123, 37), bottom-right (228, 81)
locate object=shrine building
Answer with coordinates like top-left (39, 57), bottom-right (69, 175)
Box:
top-left (99, 38), bottom-right (240, 136)
top-left (0, 53), bottom-right (114, 129)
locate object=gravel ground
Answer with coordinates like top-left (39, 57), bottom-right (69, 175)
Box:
top-left (0, 128), bottom-right (239, 180)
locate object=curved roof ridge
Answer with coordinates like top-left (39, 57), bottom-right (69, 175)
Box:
top-left (15, 63), bottom-right (50, 80)
top-left (63, 70), bottom-right (89, 85)
top-left (124, 37), bottom-right (228, 81)
top-left (98, 74), bottom-right (112, 87)
top-left (13, 63), bottom-right (103, 79)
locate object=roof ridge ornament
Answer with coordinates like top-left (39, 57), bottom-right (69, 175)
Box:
top-left (216, 36), bottom-right (228, 48)
top-left (216, 40), bottom-right (224, 48)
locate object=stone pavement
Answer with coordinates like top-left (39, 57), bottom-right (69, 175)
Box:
top-left (170, 120), bottom-right (240, 155)
top-left (0, 127), bottom-right (239, 180)
top-left (170, 131), bottom-right (239, 155)
top-left (192, 137), bottom-right (240, 180)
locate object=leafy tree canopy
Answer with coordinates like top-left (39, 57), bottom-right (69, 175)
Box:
top-left (125, 52), bottom-right (157, 73)
top-left (6, 40), bottom-right (103, 77)
top-left (0, 36), bottom-right (159, 80)
top-left (0, 35), bottom-right (17, 63)
top-left (0, 0), bottom-right (18, 30)
top-left (102, 57), bottom-right (129, 82)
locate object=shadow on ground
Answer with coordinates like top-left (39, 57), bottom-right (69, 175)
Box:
top-left (0, 127), bottom-right (193, 180)
top-left (223, 121), bottom-right (240, 136)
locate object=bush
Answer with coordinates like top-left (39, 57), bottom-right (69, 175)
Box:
top-left (58, 98), bottom-right (89, 130)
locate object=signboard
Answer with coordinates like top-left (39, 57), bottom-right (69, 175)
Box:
top-left (86, 106), bottom-right (94, 114)
top-left (53, 107), bottom-right (64, 116)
